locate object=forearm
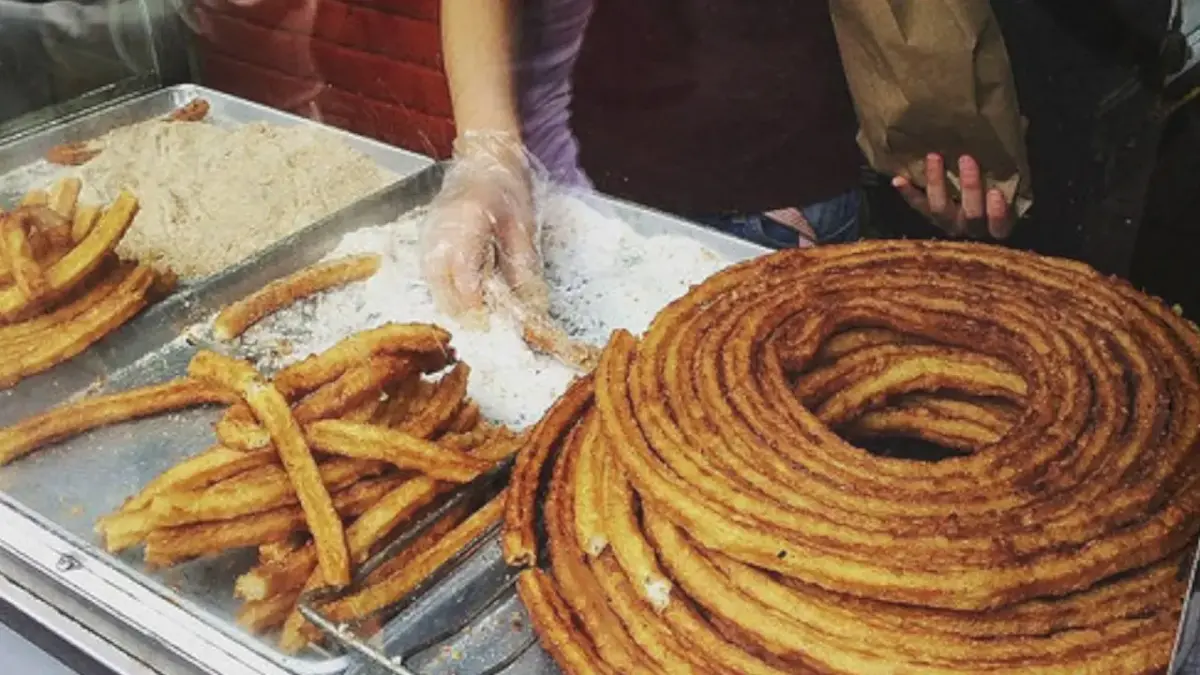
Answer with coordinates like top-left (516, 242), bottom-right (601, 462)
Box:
top-left (441, 0), bottom-right (521, 136)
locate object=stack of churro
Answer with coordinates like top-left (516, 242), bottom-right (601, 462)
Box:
top-left (0, 180), bottom-right (171, 389)
top-left (507, 240), bottom-right (1200, 674)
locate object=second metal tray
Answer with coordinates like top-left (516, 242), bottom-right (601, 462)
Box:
top-left (0, 83), bottom-right (432, 208)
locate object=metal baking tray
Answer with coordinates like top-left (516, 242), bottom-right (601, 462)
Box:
top-left (0, 164), bottom-right (768, 675)
top-left (0, 82), bottom-right (433, 443)
top-left (0, 83), bottom-right (432, 216)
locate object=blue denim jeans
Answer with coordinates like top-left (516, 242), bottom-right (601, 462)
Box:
top-left (697, 189), bottom-right (863, 249)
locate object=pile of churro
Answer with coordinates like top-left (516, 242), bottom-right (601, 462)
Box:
top-left (0, 250), bottom-right (529, 655)
top-left (0, 322), bottom-right (518, 653)
top-left (0, 180), bottom-right (172, 389)
top-left (507, 240), bottom-right (1200, 675)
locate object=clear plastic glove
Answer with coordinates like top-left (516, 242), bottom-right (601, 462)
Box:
top-left (419, 131), bottom-right (550, 322)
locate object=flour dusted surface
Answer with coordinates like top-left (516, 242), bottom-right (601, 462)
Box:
top-left (68, 120), bottom-right (395, 280)
top-left (232, 192), bottom-right (731, 428)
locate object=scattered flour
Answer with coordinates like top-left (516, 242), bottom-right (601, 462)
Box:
top-left (64, 120), bottom-right (395, 280)
top-left (231, 191), bottom-right (731, 428)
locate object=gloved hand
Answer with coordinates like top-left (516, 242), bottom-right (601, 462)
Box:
top-left (419, 131), bottom-right (550, 322)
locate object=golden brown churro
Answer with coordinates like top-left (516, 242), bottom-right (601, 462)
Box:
top-left (167, 98), bottom-right (211, 123)
top-left (0, 378), bottom-right (235, 465)
top-left (509, 239), bottom-right (1200, 675)
top-left (189, 350), bottom-right (353, 588)
top-left (0, 190), bottom-right (138, 322)
top-left (306, 420), bottom-right (492, 482)
top-left (272, 323), bottom-right (453, 398)
top-left (212, 254), bottom-right (382, 340)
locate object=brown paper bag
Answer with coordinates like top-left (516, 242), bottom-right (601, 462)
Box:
top-left (829, 0), bottom-right (1033, 217)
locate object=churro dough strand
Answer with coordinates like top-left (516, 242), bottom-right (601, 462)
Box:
top-left (517, 569), bottom-right (617, 675)
top-left (148, 457), bottom-right (385, 527)
top-left (399, 363), bottom-right (471, 438)
top-left (0, 377), bottom-right (236, 465)
top-left (116, 445), bottom-right (274, 514)
top-left (237, 591), bottom-right (301, 634)
top-left (19, 190), bottom-right (48, 207)
top-left (503, 374), bottom-right (594, 567)
top-left (212, 254), bottom-right (382, 341)
top-left (188, 350), bottom-right (352, 587)
top-left (515, 239), bottom-right (1200, 674)
top-left (45, 142), bottom-right (100, 167)
top-left (167, 98), bottom-right (210, 122)
top-left (604, 242), bottom-right (1199, 608)
top-left (216, 355), bottom-right (416, 450)
top-left (292, 355), bottom-right (410, 423)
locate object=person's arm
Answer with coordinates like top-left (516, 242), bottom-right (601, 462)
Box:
top-left (423, 0), bottom-right (546, 319)
top-left (441, 0), bottom-right (521, 136)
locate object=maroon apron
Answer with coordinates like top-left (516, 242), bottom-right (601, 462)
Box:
top-left (571, 0), bottom-right (862, 216)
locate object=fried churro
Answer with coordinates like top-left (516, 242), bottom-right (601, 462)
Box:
top-left (0, 378), bottom-right (235, 465)
top-left (0, 190), bottom-right (138, 322)
top-left (189, 350), bottom-right (352, 587)
top-left (212, 254), bottom-right (382, 341)
top-left (306, 420), bottom-right (492, 482)
top-left (510, 239), bottom-right (1200, 675)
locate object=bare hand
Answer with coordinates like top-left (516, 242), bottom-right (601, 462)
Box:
top-left (892, 153), bottom-right (1013, 240)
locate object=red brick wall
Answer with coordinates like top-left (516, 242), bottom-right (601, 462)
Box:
top-left (192, 0), bottom-right (455, 158)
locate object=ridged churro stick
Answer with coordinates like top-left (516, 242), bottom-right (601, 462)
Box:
top-left (306, 420), bottom-right (492, 482)
top-left (212, 254), bottom-right (382, 341)
top-left (188, 350), bottom-right (353, 587)
top-left (317, 492), bottom-right (507, 629)
top-left (145, 476), bottom-right (401, 568)
top-left (1, 265), bottom-right (158, 387)
top-left (215, 355), bottom-right (413, 451)
top-left (148, 457), bottom-right (385, 527)
top-left (272, 323), bottom-right (453, 399)
top-left (19, 190), bottom-right (48, 207)
top-left (0, 377), bottom-right (236, 466)
top-left (234, 431), bottom-right (520, 603)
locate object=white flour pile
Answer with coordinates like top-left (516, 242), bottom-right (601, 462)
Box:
top-left (233, 192), bottom-right (731, 428)
top-left (67, 120), bottom-right (395, 280)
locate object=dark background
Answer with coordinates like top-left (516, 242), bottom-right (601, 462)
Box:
top-left (870, 0), bottom-right (1199, 320)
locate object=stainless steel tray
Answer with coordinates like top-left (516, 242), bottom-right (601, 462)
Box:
top-left (0, 83), bottom-right (432, 211)
top-left (0, 165), bottom-right (768, 675)
top-left (0, 82), bottom-right (434, 438)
